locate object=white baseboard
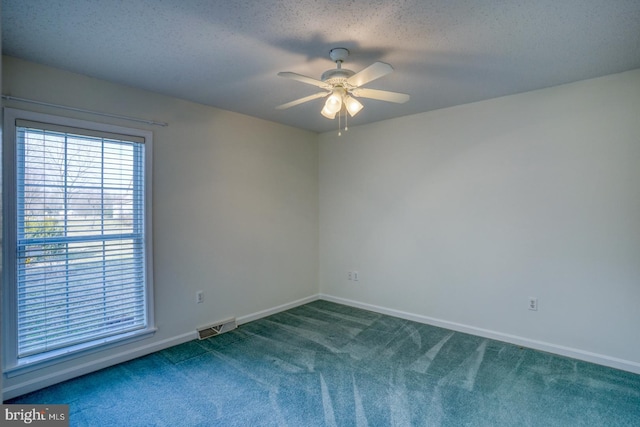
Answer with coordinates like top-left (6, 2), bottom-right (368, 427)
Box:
top-left (6, 292), bottom-right (637, 400)
top-left (236, 294), bottom-right (320, 325)
top-left (319, 293), bottom-right (640, 375)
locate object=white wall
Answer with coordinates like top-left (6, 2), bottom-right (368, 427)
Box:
top-left (2, 56), bottom-right (319, 398)
top-left (319, 69), bottom-right (640, 372)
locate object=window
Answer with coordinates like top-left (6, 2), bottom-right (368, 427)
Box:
top-left (3, 108), bottom-right (154, 373)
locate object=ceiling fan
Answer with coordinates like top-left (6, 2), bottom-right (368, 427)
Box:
top-left (276, 48), bottom-right (410, 120)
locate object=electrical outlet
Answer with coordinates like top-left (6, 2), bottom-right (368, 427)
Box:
top-left (347, 271), bottom-right (353, 280)
top-left (196, 291), bottom-right (205, 304)
top-left (528, 297), bottom-right (538, 311)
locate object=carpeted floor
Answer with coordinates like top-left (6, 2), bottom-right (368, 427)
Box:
top-left (8, 300), bottom-right (640, 426)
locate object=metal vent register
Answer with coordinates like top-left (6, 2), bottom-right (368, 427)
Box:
top-left (197, 318), bottom-right (237, 340)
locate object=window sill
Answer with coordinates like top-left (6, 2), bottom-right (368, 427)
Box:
top-left (4, 327), bottom-right (157, 378)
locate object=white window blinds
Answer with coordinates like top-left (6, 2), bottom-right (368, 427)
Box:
top-left (15, 119), bottom-right (148, 358)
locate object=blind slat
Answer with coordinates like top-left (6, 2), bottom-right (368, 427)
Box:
top-left (19, 299), bottom-right (146, 330)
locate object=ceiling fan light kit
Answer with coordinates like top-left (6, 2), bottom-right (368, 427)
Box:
top-left (277, 48), bottom-right (410, 134)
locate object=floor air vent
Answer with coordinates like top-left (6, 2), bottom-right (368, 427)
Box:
top-left (197, 317), bottom-right (237, 340)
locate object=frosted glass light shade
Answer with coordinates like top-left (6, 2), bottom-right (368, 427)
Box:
top-left (321, 105), bottom-right (338, 119)
top-left (344, 96), bottom-right (363, 117)
top-left (324, 91), bottom-right (343, 115)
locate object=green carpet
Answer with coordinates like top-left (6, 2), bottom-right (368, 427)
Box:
top-left (8, 300), bottom-right (640, 426)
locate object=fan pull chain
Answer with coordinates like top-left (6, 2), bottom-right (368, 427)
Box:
top-left (337, 107), bottom-right (349, 137)
top-left (345, 109), bottom-right (348, 131)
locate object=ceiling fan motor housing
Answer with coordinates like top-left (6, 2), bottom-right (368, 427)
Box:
top-left (323, 47), bottom-right (355, 86)
top-left (321, 68), bottom-right (355, 86)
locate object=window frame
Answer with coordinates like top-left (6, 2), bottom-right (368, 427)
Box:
top-left (2, 108), bottom-right (155, 376)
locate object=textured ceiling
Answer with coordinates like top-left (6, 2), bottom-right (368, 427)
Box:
top-left (3, 1), bottom-right (640, 133)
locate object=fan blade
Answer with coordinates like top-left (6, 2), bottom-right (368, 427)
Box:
top-left (347, 62), bottom-right (393, 87)
top-left (278, 72), bottom-right (332, 89)
top-left (351, 88), bottom-right (410, 104)
top-left (276, 91), bottom-right (329, 110)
